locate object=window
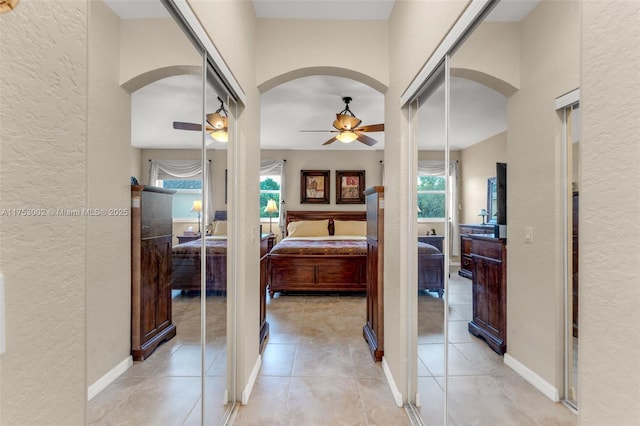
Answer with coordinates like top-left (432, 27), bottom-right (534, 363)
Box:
top-left (260, 175), bottom-right (281, 219)
top-left (159, 179), bottom-right (202, 220)
top-left (417, 175), bottom-right (446, 220)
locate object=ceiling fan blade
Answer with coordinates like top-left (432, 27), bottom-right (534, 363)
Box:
top-left (300, 130), bottom-right (339, 133)
top-left (356, 133), bottom-right (378, 146)
top-left (173, 121), bottom-right (202, 131)
top-left (335, 114), bottom-right (362, 130)
top-left (354, 123), bottom-right (384, 133)
top-left (174, 121), bottom-right (215, 132)
top-left (322, 136), bottom-right (338, 145)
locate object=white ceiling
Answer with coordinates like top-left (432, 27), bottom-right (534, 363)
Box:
top-left (105, 0), bottom-right (539, 151)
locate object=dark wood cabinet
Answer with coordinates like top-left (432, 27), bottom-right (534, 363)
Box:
top-left (468, 236), bottom-right (507, 355)
top-left (259, 233), bottom-right (275, 353)
top-left (458, 224), bottom-right (495, 279)
top-left (131, 185), bottom-right (177, 361)
top-left (363, 186), bottom-right (384, 361)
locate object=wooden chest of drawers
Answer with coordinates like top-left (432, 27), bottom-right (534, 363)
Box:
top-left (458, 224), bottom-right (494, 279)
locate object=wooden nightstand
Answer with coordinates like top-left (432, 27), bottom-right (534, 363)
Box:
top-left (177, 235), bottom-right (200, 244)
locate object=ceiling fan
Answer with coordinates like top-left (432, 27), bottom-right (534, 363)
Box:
top-left (301, 96), bottom-right (384, 146)
top-left (173, 96), bottom-right (229, 142)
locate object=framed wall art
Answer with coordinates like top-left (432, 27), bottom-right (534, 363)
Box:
top-left (336, 170), bottom-right (365, 204)
top-left (300, 170), bottom-right (330, 204)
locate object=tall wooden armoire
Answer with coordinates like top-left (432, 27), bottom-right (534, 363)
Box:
top-left (131, 185), bottom-right (177, 361)
top-left (363, 186), bottom-right (384, 361)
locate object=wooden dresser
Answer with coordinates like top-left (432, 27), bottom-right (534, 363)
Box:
top-left (259, 233), bottom-right (275, 353)
top-left (363, 186), bottom-right (384, 361)
top-left (131, 185), bottom-right (176, 361)
top-left (459, 224), bottom-right (495, 278)
top-left (468, 236), bottom-right (507, 355)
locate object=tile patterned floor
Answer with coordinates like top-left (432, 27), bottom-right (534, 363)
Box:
top-left (89, 273), bottom-right (577, 425)
top-left (231, 293), bottom-right (409, 426)
top-left (415, 273), bottom-right (577, 426)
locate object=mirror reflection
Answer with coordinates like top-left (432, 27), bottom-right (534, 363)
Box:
top-left (87, 0), bottom-right (232, 423)
top-left (411, 0), bottom-right (581, 424)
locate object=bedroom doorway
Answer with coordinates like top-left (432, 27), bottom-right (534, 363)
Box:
top-left (253, 73), bottom-right (389, 421)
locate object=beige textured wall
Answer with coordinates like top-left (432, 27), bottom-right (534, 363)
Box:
top-left (119, 18), bottom-right (201, 87)
top-left (256, 19), bottom-right (388, 90)
top-left (460, 131), bottom-right (507, 224)
top-left (450, 22), bottom-right (520, 95)
top-left (86, 0), bottom-right (135, 386)
top-left (0, 1), bottom-right (88, 423)
top-left (506, 0), bottom-right (580, 391)
top-left (580, 1), bottom-right (640, 423)
top-left (387, 0), bottom-right (469, 402)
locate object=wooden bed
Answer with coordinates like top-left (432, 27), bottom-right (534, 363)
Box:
top-left (172, 237), bottom-right (227, 293)
top-left (418, 242), bottom-right (445, 297)
top-left (267, 211), bottom-right (367, 296)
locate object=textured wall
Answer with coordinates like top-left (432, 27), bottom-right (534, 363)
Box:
top-left (450, 22), bottom-right (520, 95)
top-left (505, 0), bottom-right (580, 391)
top-left (580, 1), bottom-right (640, 423)
top-left (86, 0), bottom-right (135, 385)
top-left (460, 131), bottom-right (507, 224)
top-left (0, 0), bottom-right (88, 423)
top-left (256, 19), bottom-right (389, 90)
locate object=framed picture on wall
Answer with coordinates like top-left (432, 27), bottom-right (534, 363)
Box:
top-left (300, 170), bottom-right (330, 204)
top-left (336, 170), bottom-right (365, 204)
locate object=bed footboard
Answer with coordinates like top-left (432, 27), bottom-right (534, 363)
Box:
top-left (267, 254), bottom-right (366, 296)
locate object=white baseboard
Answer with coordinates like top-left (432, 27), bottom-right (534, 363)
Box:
top-left (87, 356), bottom-right (133, 401)
top-left (241, 355), bottom-right (262, 404)
top-left (504, 353), bottom-right (559, 402)
top-left (382, 356), bottom-right (403, 407)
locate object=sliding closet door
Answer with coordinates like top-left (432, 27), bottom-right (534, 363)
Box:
top-left (201, 63), bottom-right (235, 424)
top-left (86, 0), bottom-right (211, 422)
top-left (409, 62), bottom-right (448, 425)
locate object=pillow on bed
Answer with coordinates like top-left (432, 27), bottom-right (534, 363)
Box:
top-left (333, 220), bottom-right (366, 236)
top-left (212, 220), bottom-right (227, 236)
top-left (287, 219), bottom-right (330, 237)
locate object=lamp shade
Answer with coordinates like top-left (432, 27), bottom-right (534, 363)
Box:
top-left (336, 130), bottom-right (358, 143)
top-left (265, 199), bottom-right (278, 214)
top-left (209, 130), bottom-right (228, 142)
top-left (191, 200), bottom-right (203, 213)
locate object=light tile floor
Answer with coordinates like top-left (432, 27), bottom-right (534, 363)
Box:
top-left (89, 273), bottom-right (577, 426)
top-left (415, 272), bottom-right (577, 426)
top-left (231, 293), bottom-right (409, 426)
top-left (88, 292), bottom-right (231, 425)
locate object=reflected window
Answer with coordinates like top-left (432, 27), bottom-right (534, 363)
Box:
top-left (417, 175), bottom-right (445, 219)
top-left (260, 175), bottom-right (281, 219)
top-left (158, 178), bottom-right (203, 220)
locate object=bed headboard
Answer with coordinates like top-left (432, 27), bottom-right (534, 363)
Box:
top-left (285, 210), bottom-right (366, 236)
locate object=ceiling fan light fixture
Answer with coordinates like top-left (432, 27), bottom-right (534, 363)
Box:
top-left (0, 0), bottom-right (19, 14)
top-left (336, 130), bottom-right (358, 143)
top-left (206, 112), bottom-right (227, 129)
top-left (210, 129), bottom-right (228, 143)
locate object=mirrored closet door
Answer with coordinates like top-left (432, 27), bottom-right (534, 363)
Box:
top-left (87, 0), bottom-right (236, 423)
top-left (407, 1), bottom-right (582, 424)
top-left (409, 63), bottom-right (448, 425)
